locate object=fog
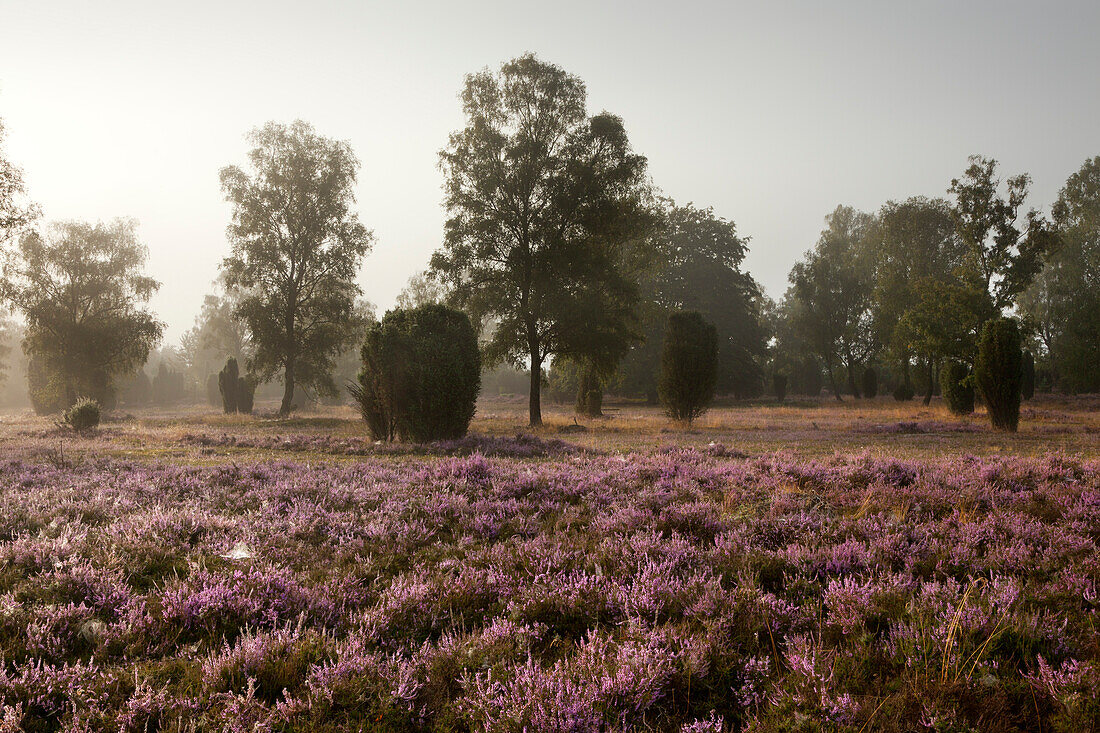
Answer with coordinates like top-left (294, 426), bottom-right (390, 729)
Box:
top-left (2, 0), bottom-right (1098, 342)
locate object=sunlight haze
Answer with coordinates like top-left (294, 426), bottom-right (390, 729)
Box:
top-left (2, 0), bottom-right (1097, 342)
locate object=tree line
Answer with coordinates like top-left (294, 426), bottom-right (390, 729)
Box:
top-left (1, 55), bottom-right (1098, 431)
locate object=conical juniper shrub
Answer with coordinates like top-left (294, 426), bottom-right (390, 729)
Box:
top-left (861, 367), bottom-right (878, 399)
top-left (218, 357), bottom-right (239, 414)
top-left (892, 381), bottom-right (915, 401)
top-left (974, 317), bottom-right (1024, 432)
top-left (940, 361), bottom-right (975, 415)
top-left (352, 304), bottom-right (481, 442)
top-left (1021, 349), bottom-right (1035, 401)
top-left (658, 310), bottom-right (718, 424)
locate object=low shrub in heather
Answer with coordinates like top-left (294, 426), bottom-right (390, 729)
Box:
top-left (0, 450), bottom-right (1097, 729)
top-left (892, 381), bottom-right (915, 401)
top-left (62, 397), bottom-right (100, 431)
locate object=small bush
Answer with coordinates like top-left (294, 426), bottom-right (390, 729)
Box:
top-left (352, 304), bottom-right (481, 442)
top-left (773, 372), bottom-right (788, 403)
top-left (1021, 349), bottom-right (1035, 401)
top-left (63, 397), bottom-right (101, 431)
top-left (218, 358), bottom-right (239, 414)
top-left (892, 382), bottom-right (914, 402)
top-left (940, 361), bottom-right (974, 415)
top-left (974, 317), bottom-right (1023, 432)
top-left (237, 377), bottom-right (255, 415)
top-left (861, 367), bottom-right (878, 399)
top-left (658, 311), bottom-right (718, 423)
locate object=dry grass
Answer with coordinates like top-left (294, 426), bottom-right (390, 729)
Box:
top-left (1, 392), bottom-right (1098, 463)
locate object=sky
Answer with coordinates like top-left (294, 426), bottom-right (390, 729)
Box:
top-left (1, 0), bottom-right (1098, 343)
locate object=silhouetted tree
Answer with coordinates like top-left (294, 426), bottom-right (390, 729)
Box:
top-left (1020, 349), bottom-right (1035, 401)
top-left (432, 55), bottom-right (652, 426)
top-left (220, 120), bottom-right (373, 416)
top-left (0, 118), bottom-right (39, 248)
top-left (218, 357), bottom-right (239, 414)
top-left (1, 220), bottom-right (162, 411)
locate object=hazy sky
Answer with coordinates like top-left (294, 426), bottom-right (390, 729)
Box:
top-left (2, 0), bottom-right (1098, 342)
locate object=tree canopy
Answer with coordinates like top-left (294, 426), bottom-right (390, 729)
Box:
top-left (431, 54), bottom-right (653, 425)
top-left (0, 219), bottom-right (162, 411)
top-left (220, 120), bottom-right (373, 415)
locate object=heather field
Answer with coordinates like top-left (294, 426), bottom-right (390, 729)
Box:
top-left (0, 397), bottom-right (1098, 732)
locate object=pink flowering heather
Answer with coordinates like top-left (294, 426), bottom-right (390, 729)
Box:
top-left (0, 446), bottom-right (1096, 730)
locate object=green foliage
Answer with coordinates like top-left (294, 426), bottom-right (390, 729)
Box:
top-left (974, 318), bottom-right (1024, 432)
top-left (658, 311), bottom-right (718, 423)
top-left (219, 358), bottom-right (239, 414)
top-left (1020, 156), bottom-right (1100, 392)
top-left (1021, 349), bottom-right (1035, 401)
top-left (949, 156), bottom-right (1059, 314)
top-left (940, 361), bottom-right (975, 415)
top-left (220, 120), bottom-right (373, 416)
top-left (787, 206), bottom-right (876, 401)
top-left (63, 397), bottom-right (100, 431)
top-left (893, 382), bottom-right (915, 402)
top-left (861, 367), bottom-right (878, 399)
top-left (152, 363), bottom-right (186, 406)
top-left (0, 220), bottom-right (162, 410)
top-left (353, 304), bottom-right (481, 442)
top-left (432, 54), bottom-right (653, 426)
top-left (617, 202), bottom-right (768, 401)
top-left (773, 372), bottom-right (788, 403)
top-left (575, 363), bottom-right (603, 417)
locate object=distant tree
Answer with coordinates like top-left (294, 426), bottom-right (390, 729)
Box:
top-left (1019, 156), bottom-right (1100, 392)
top-left (618, 202), bottom-right (767, 402)
top-left (432, 55), bottom-right (652, 426)
top-left (0, 118), bottom-right (39, 248)
top-left (220, 120), bottom-right (373, 416)
top-left (179, 288), bottom-right (252, 383)
top-left (322, 299), bottom-right (376, 406)
top-left (949, 156), bottom-right (1058, 318)
top-left (974, 318), bottom-right (1024, 432)
top-left (0, 220), bottom-right (162, 411)
top-left (659, 311), bottom-right (718, 423)
top-left (395, 271), bottom-right (446, 311)
top-left (871, 197), bottom-right (970, 399)
top-left (788, 206), bottom-right (877, 400)
top-left (352, 304), bottom-right (480, 441)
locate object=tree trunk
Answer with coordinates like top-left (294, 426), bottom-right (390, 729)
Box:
top-left (847, 361), bottom-right (861, 399)
top-left (922, 359), bottom-right (934, 406)
top-left (280, 363), bottom-right (295, 416)
top-left (528, 356), bottom-right (542, 426)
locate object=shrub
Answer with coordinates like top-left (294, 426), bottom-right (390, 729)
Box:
top-left (218, 358), bottom-right (239, 414)
top-left (773, 372), bottom-right (788, 403)
top-left (205, 373), bottom-right (220, 406)
top-left (974, 318), bottom-right (1024, 432)
top-left (892, 382), bottom-right (914, 402)
top-left (237, 377), bottom-right (255, 415)
top-left (939, 361), bottom-right (975, 415)
top-left (63, 397), bottom-right (100, 431)
top-left (352, 304), bottom-right (480, 442)
top-left (861, 367), bottom-right (878, 399)
top-left (658, 311), bottom-right (718, 423)
top-left (576, 365), bottom-right (603, 417)
top-left (1021, 349), bottom-right (1035, 401)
